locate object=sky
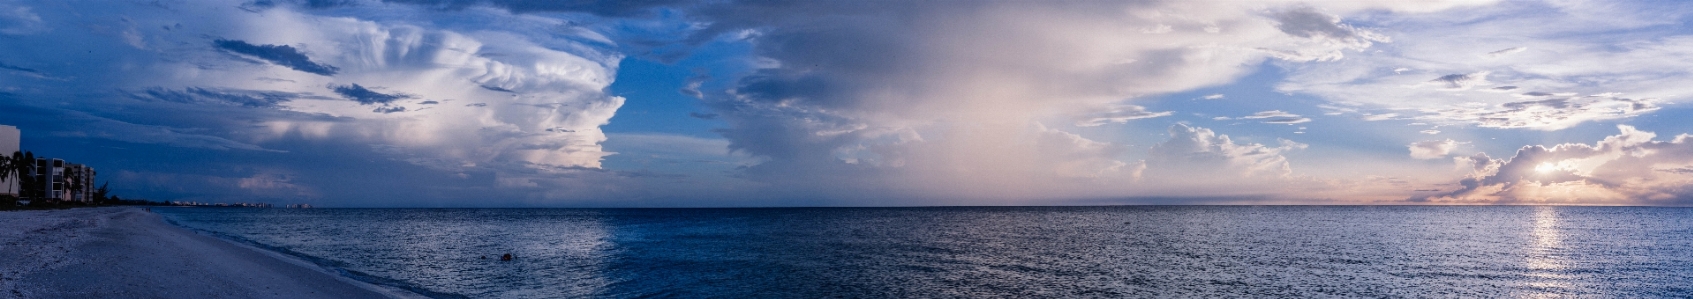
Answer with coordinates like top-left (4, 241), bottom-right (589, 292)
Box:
top-left (3, 0), bottom-right (1693, 207)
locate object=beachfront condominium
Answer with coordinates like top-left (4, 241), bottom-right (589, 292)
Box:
top-left (1, 124), bottom-right (98, 202)
top-left (0, 125), bottom-right (17, 196)
top-left (30, 158), bottom-right (97, 203)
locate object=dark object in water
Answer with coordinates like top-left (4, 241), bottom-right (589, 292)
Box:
top-left (501, 253), bottom-right (513, 261)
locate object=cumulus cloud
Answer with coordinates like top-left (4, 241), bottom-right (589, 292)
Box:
top-left (1421, 125), bottom-right (1693, 205)
top-left (0, 0), bottom-right (634, 204)
top-left (1145, 124), bottom-right (1306, 179)
top-left (1409, 139), bottom-right (1457, 159)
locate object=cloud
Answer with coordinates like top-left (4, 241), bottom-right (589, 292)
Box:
top-left (383, 0), bottom-right (688, 17)
top-left (645, 0), bottom-right (1496, 203)
top-left (1241, 110), bottom-right (1312, 124)
top-left (0, 2), bottom-right (45, 35)
top-left (1145, 124), bottom-right (1306, 179)
top-left (1485, 46), bottom-right (1526, 58)
top-left (1360, 113), bottom-right (1397, 121)
top-left (1421, 125), bottom-right (1693, 205)
top-left (1409, 139), bottom-right (1456, 159)
top-left (134, 87), bottom-right (305, 108)
top-left (1074, 105), bottom-right (1172, 127)
top-left (1426, 71), bottom-right (1491, 90)
top-left (1278, 1), bottom-right (1689, 131)
top-left (329, 84), bottom-right (412, 105)
top-left (214, 39), bottom-right (340, 76)
top-left (1271, 6), bottom-right (1389, 49)
top-left (1428, 95), bottom-right (1658, 130)
top-left (1202, 94), bottom-right (1225, 100)
top-left (680, 73), bottom-right (709, 98)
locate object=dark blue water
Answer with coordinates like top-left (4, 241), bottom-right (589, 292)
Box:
top-left (154, 206), bottom-right (1693, 298)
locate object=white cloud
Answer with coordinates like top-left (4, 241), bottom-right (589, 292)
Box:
top-left (1240, 110), bottom-right (1312, 124)
top-left (1074, 105), bottom-right (1172, 127)
top-left (1423, 125), bottom-right (1693, 205)
top-left (1202, 93), bottom-right (1225, 100)
top-left (1409, 139), bottom-right (1457, 159)
top-left (1145, 124), bottom-right (1306, 179)
top-left (0, 1), bottom-right (45, 35)
top-left (1278, 1), bottom-right (1689, 131)
top-left (1361, 113), bottom-right (1398, 121)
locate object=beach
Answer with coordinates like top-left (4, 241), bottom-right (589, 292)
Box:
top-left (0, 207), bottom-right (404, 299)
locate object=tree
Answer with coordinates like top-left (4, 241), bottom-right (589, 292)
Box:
top-left (18, 151), bottom-right (36, 201)
top-left (65, 166), bottom-right (81, 203)
top-left (0, 151), bottom-right (13, 197)
top-left (94, 182), bottom-right (111, 204)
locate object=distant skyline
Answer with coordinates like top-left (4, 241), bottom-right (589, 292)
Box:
top-left (3, 0), bottom-right (1692, 207)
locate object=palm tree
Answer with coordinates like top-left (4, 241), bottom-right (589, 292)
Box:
top-left (64, 166), bottom-right (80, 203)
top-left (0, 151), bottom-right (13, 197)
top-left (18, 151), bottom-right (36, 201)
top-left (94, 182), bottom-right (110, 204)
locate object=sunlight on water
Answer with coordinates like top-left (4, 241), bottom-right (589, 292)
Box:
top-left (1525, 206), bottom-right (1570, 296)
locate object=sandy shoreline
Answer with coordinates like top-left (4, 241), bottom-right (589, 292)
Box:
top-left (0, 207), bottom-right (411, 299)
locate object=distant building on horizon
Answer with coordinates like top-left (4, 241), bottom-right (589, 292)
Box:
top-left (1, 125), bottom-right (17, 196)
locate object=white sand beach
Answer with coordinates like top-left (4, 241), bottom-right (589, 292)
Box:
top-left (0, 207), bottom-right (406, 299)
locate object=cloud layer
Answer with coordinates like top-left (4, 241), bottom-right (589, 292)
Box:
top-left (1426, 126), bottom-right (1693, 205)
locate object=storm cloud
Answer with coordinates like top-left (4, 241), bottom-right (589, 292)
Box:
top-left (214, 39), bottom-right (340, 76)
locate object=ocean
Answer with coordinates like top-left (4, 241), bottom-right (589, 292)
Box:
top-left (153, 206), bottom-right (1693, 298)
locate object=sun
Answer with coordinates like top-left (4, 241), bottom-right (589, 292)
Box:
top-left (1534, 162), bottom-right (1557, 174)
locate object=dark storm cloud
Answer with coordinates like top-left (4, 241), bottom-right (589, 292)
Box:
top-left (0, 61), bottom-right (43, 75)
top-left (381, 0), bottom-right (690, 17)
top-left (330, 84), bottom-right (413, 105)
top-left (479, 85), bottom-right (515, 93)
top-left (214, 39), bottom-right (340, 76)
top-left (242, 0), bottom-right (360, 10)
top-left (135, 87), bottom-right (304, 108)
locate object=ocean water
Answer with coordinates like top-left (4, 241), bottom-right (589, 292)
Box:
top-left (154, 206), bottom-right (1693, 298)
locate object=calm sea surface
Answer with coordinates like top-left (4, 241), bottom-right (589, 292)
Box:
top-left (154, 206), bottom-right (1693, 298)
